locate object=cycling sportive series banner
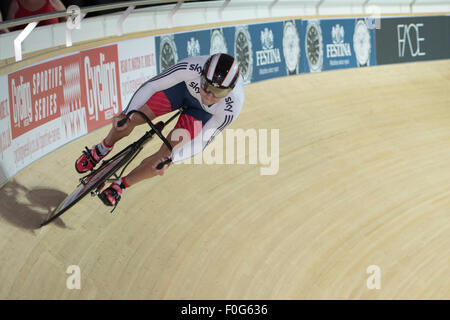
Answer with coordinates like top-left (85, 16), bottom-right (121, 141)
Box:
top-left (0, 40), bottom-right (156, 185)
top-left (6, 52), bottom-right (86, 175)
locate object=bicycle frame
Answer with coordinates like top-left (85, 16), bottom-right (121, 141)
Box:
top-left (40, 108), bottom-right (184, 227)
top-left (81, 108), bottom-right (181, 187)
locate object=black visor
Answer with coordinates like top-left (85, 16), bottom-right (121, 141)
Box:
top-left (200, 76), bottom-right (232, 98)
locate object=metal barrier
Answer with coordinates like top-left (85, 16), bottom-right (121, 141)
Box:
top-left (0, 0), bottom-right (203, 61)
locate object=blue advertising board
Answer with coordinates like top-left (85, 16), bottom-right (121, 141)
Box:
top-left (209, 26), bottom-right (235, 56)
top-left (233, 24), bottom-right (253, 84)
top-left (172, 29), bottom-right (211, 59)
top-left (156, 27), bottom-right (236, 74)
top-left (321, 18), bottom-right (357, 70)
top-left (247, 21), bottom-right (286, 83)
top-left (353, 18), bottom-right (377, 68)
top-left (300, 18), bottom-right (376, 73)
top-left (281, 19), bottom-right (303, 77)
top-left (153, 16), bottom-right (397, 84)
top-left (156, 29), bottom-right (210, 73)
top-left (300, 19), bottom-right (324, 73)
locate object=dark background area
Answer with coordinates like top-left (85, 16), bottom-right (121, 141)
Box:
top-left (0, 0), bottom-right (213, 21)
top-left (0, 1), bottom-right (154, 21)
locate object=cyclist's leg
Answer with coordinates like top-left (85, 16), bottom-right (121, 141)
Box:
top-left (98, 92), bottom-right (182, 205)
top-left (76, 90), bottom-right (174, 174)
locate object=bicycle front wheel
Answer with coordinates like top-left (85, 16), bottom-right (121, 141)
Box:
top-left (40, 146), bottom-right (136, 227)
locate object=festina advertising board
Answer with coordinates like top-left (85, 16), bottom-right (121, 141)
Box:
top-left (154, 20), bottom-right (305, 83)
top-left (301, 19), bottom-right (325, 73)
top-left (282, 19), bottom-right (302, 76)
top-left (300, 18), bottom-right (377, 73)
top-left (233, 24), bottom-right (253, 84)
top-left (320, 18), bottom-right (377, 71)
top-left (209, 26), bottom-right (235, 56)
top-left (248, 21), bottom-right (286, 83)
top-left (156, 33), bottom-right (179, 74)
top-left (156, 27), bottom-right (236, 75)
top-left (321, 19), bottom-right (355, 70)
top-left (156, 29), bottom-right (210, 74)
top-left (352, 18), bottom-right (377, 68)
top-left (173, 29), bottom-right (211, 60)
top-left (117, 36), bottom-right (158, 109)
top-left (375, 15), bottom-right (449, 65)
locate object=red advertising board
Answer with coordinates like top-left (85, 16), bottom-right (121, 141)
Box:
top-left (8, 54), bottom-right (81, 139)
top-left (79, 45), bottom-right (122, 132)
top-left (8, 44), bottom-right (122, 139)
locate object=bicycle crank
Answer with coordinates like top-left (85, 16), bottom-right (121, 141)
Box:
top-left (90, 182), bottom-right (105, 197)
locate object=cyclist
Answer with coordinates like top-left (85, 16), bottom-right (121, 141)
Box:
top-left (75, 53), bottom-right (245, 207)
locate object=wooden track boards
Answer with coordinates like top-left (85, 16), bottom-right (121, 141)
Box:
top-left (0, 60), bottom-right (449, 299)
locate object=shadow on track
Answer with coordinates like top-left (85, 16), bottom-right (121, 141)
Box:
top-left (0, 179), bottom-right (68, 230)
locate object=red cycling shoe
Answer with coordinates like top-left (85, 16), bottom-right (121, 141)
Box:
top-left (98, 182), bottom-right (123, 207)
top-left (75, 145), bottom-right (110, 173)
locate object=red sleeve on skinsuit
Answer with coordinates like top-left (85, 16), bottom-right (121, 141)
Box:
top-left (174, 114), bottom-right (203, 140)
top-left (146, 91), bottom-right (172, 117)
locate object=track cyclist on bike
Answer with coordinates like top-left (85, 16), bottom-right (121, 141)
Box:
top-left (75, 53), bottom-right (245, 207)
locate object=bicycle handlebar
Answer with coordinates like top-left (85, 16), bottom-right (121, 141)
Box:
top-left (117, 108), bottom-right (185, 170)
top-left (117, 110), bottom-right (173, 151)
top-left (156, 158), bottom-right (172, 170)
top-left (117, 117), bottom-right (128, 127)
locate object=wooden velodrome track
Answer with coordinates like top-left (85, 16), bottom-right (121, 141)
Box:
top-left (0, 58), bottom-right (449, 299)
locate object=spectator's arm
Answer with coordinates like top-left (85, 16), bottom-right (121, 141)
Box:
top-left (7, 0), bottom-right (19, 21)
top-left (50, 0), bottom-right (67, 22)
top-left (0, 12), bottom-right (10, 33)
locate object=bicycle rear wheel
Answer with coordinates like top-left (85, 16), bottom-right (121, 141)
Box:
top-left (40, 146), bottom-right (137, 227)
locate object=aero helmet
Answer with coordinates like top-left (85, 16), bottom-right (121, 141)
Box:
top-left (201, 53), bottom-right (240, 98)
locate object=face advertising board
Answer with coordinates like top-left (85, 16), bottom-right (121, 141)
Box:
top-left (375, 16), bottom-right (449, 65)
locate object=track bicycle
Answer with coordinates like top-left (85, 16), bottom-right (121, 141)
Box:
top-left (39, 108), bottom-right (182, 227)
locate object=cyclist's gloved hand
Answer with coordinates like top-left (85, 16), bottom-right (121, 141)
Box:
top-left (151, 148), bottom-right (172, 176)
top-left (152, 157), bottom-right (171, 176)
top-left (113, 114), bottom-right (129, 131)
